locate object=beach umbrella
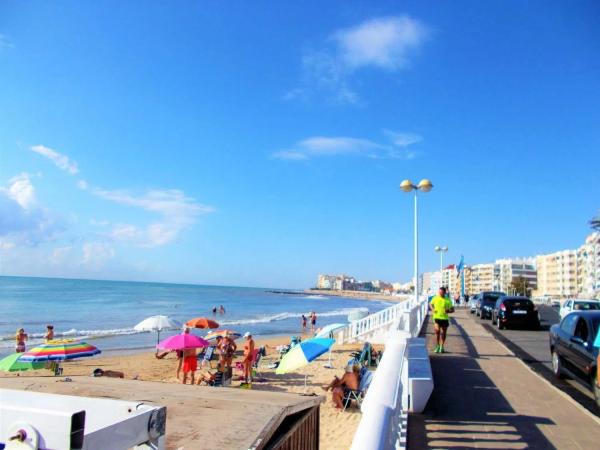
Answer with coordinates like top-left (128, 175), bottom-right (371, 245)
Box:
top-left (0, 353), bottom-right (45, 372)
top-left (314, 323), bottom-right (347, 339)
top-left (314, 324), bottom-right (347, 369)
top-left (19, 340), bottom-right (101, 362)
top-left (134, 315), bottom-right (182, 348)
top-left (276, 338), bottom-right (335, 392)
top-left (205, 329), bottom-right (241, 341)
top-left (186, 317), bottom-right (219, 329)
top-left (157, 332), bottom-right (209, 351)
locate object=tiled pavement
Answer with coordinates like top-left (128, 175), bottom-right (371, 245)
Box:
top-left (408, 309), bottom-right (600, 449)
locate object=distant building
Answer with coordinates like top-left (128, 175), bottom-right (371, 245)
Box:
top-left (577, 232), bottom-right (600, 297)
top-left (494, 258), bottom-right (537, 293)
top-left (536, 250), bottom-right (578, 298)
top-left (469, 263), bottom-right (494, 293)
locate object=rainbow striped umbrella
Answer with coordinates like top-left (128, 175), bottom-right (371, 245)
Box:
top-left (204, 329), bottom-right (241, 341)
top-left (19, 340), bottom-right (101, 362)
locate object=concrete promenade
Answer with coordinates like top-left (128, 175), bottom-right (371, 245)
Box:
top-left (408, 309), bottom-right (600, 449)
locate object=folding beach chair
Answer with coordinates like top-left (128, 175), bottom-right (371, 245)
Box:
top-left (343, 366), bottom-right (373, 411)
top-left (199, 345), bottom-right (216, 367)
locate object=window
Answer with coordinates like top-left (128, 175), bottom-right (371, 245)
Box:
top-left (574, 318), bottom-right (589, 342)
top-left (561, 314), bottom-right (578, 335)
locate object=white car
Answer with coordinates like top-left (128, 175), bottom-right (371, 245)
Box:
top-left (559, 298), bottom-right (600, 320)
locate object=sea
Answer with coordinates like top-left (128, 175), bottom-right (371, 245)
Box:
top-left (0, 276), bottom-right (393, 358)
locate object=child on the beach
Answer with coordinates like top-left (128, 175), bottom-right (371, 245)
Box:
top-left (301, 314), bottom-right (307, 330)
top-left (15, 328), bottom-right (27, 353)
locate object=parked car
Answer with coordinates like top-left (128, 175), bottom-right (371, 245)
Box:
top-left (492, 296), bottom-right (540, 330)
top-left (549, 311), bottom-right (600, 408)
top-left (559, 299), bottom-right (600, 320)
top-left (476, 291), bottom-right (506, 320)
top-left (469, 294), bottom-right (480, 314)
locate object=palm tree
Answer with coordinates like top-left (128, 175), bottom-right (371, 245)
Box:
top-left (591, 215), bottom-right (600, 231)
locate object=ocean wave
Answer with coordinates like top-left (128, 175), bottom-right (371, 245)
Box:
top-left (219, 307), bottom-right (365, 326)
top-left (0, 327), bottom-right (144, 349)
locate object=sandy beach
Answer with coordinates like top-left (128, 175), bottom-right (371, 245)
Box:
top-left (0, 335), bottom-right (373, 450)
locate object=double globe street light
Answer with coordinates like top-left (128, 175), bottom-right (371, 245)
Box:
top-left (435, 245), bottom-right (448, 289)
top-left (400, 179), bottom-right (434, 304)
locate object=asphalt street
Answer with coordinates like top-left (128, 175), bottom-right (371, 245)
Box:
top-left (470, 305), bottom-right (600, 417)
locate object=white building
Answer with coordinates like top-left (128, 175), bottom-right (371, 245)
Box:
top-left (577, 232), bottom-right (600, 298)
top-left (494, 258), bottom-right (537, 293)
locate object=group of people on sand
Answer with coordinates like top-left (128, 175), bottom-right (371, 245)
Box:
top-left (158, 327), bottom-right (255, 386)
top-left (301, 311), bottom-right (318, 331)
top-left (211, 305), bottom-right (226, 315)
top-left (14, 324), bottom-right (55, 353)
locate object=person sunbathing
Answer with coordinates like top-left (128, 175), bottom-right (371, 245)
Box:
top-left (92, 368), bottom-right (124, 378)
top-left (196, 369), bottom-right (218, 385)
top-left (322, 365), bottom-right (360, 409)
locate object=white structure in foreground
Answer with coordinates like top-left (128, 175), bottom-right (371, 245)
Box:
top-left (0, 389), bottom-right (165, 450)
top-left (337, 296), bottom-right (432, 450)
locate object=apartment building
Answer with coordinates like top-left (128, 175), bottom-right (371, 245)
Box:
top-left (577, 232), bottom-right (600, 297)
top-left (470, 263), bottom-right (495, 293)
top-left (536, 250), bottom-right (578, 298)
top-left (494, 258), bottom-right (537, 293)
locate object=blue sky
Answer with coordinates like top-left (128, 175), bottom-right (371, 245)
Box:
top-left (1, 1), bottom-right (599, 288)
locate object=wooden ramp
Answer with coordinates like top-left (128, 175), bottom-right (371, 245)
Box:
top-left (0, 376), bottom-right (323, 450)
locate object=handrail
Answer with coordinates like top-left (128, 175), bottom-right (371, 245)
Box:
top-left (337, 300), bottom-right (411, 344)
top-left (349, 296), bottom-right (429, 450)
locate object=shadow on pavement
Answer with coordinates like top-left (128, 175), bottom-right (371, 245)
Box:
top-left (409, 316), bottom-right (556, 449)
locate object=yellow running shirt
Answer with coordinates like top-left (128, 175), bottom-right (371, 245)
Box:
top-left (430, 295), bottom-right (453, 320)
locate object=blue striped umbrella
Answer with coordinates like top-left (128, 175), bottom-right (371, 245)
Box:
top-left (276, 338), bottom-right (335, 374)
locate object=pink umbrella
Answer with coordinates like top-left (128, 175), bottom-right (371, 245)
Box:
top-left (157, 333), bottom-right (209, 351)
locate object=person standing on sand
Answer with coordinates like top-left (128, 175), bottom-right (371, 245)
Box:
top-left (15, 328), bottom-right (27, 353)
top-left (45, 325), bottom-right (54, 342)
top-left (429, 287), bottom-right (454, 353)
top-left (181, 327), bottom-right (197, 384)
top-left (242, 332), bottom-right (255, 384)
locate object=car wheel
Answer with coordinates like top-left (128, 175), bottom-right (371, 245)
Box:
top-left (497, 318), bottom-right (504, 330)
top-left (551, 350), bottom-right (564, 379)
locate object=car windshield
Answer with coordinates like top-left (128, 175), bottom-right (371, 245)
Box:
top-left (573, 302), bottom-right (600, 311)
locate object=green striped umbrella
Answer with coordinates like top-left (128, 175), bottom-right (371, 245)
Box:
top-left (0, 353), bottom-right (45, 372)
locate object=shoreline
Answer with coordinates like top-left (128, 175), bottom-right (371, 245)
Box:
top-left (306, 289), bottom-right (409, 303)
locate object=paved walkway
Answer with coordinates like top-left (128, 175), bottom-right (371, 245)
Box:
top-left (408, 309), bottom-right (600, 449)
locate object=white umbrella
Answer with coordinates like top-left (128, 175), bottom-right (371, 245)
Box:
top-left (134, 315), bottom-right (181, 349)
top-left (314, 323), bottom-right (347, 369)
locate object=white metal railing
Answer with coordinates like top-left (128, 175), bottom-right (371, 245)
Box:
top-left (349, 296), bottom-right (429, 450)
top-left (337, 296), bottom-right (427, 344)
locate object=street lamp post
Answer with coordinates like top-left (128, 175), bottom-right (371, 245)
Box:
top-left (401, 179), bottom-right (433, 305)
top-left (434, 245), bottom-right (448, 288)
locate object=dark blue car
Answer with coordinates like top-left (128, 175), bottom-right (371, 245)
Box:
top-left (549, 310), bottom-right (600, 408)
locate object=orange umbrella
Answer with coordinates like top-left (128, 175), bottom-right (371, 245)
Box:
top-left (185, 317), bottom-right (219, 329)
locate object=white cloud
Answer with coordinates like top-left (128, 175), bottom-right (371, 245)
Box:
top-left (31, 145), bottom-right (79, 175)
top-left (271, 150), bottom-right (309, 161)
top-left (289, 15), bottom-right (429, 104)
top-left (334, 16), bottom-right (428, 70)
top-left (0, 173), bottom-right (63, 245)
top-left (273, 131), bottom-right (422, 161)
top-left (383, 130), bottom-right (423, 147)
top-left (299, 136), bottom-right (382, 156)
top-left (1, 173), bottom-right (36, 209)
top-left (93, 188), bottom-right (214, 247)
top-left (77, 179), bottom-right (89, 190)
top-left (82, 242), bottom-right (115, 267)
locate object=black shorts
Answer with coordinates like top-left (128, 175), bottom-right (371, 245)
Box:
top-left (434, 319), bottom-right (449, 328)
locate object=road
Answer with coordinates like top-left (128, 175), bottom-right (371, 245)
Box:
top-left (470, 305), bottom-right (600, 417)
